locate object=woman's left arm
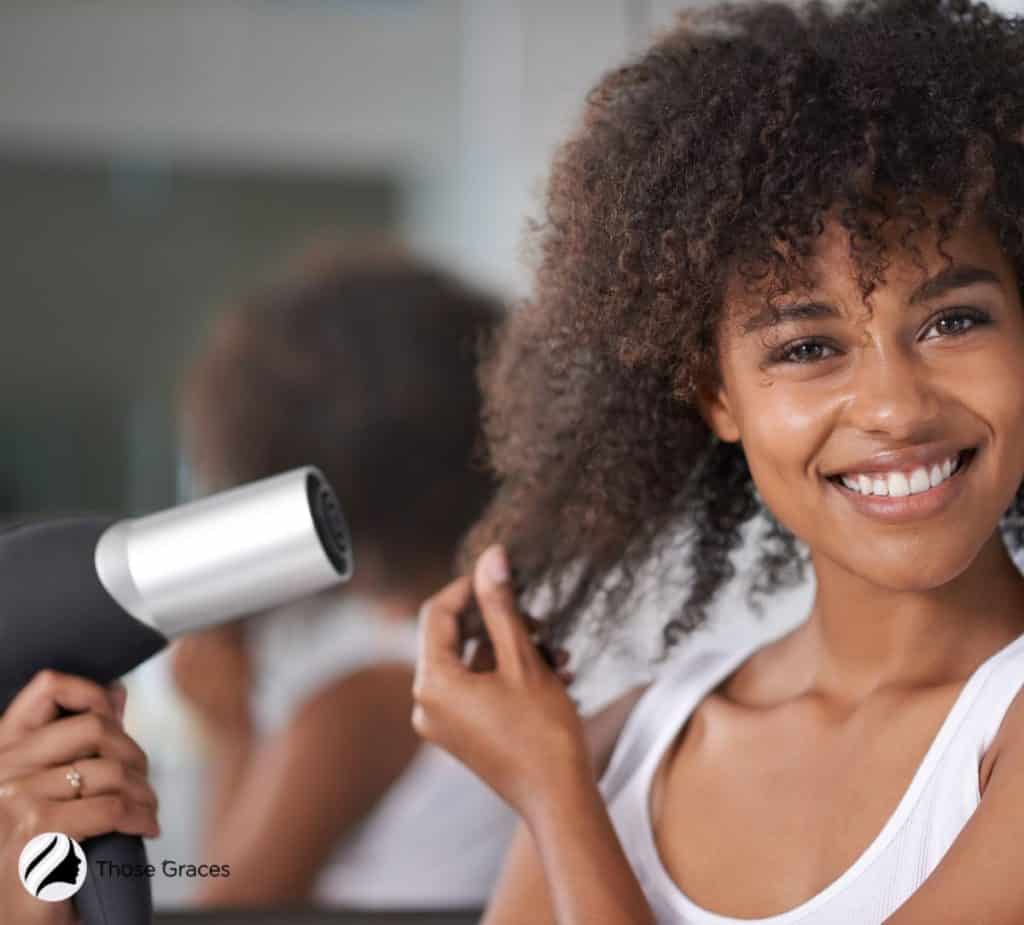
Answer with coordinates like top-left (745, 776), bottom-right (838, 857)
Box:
top-left (190, 661), bottom-right (421, 905)
top-left (884, 688), bottom-right (1024, 924)
top-left (170, 622), bottom-right (256, 850)
top-left (413, 546), bottom-right (654, 925)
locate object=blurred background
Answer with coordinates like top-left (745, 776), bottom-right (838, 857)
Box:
top-left (0, 0), bottom-right (699, 522)
top-left (3, 0), bottom-right (1020, 916)
top-left (0, 3), bottom-right (718, 911)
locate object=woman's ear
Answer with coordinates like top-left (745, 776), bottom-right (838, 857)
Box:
top-left (695, 381), bottom-right (741, 443)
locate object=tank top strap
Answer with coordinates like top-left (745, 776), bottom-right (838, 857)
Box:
top-left (968, 630), bottom-right (1024, 759)
top-left (599, 634), bottom-right (772, 805)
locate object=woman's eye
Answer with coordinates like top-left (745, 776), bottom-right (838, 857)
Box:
top-left (922, 308), bottom-right (990, 339)
top-left (771, 340), bottom-right (836, 365)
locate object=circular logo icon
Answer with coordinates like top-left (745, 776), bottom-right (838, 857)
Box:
top-left (18, 832), bottom-right (87, 901)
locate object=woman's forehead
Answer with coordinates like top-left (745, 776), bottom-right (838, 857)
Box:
top-left (722, 210), bottom-right (1012, 318)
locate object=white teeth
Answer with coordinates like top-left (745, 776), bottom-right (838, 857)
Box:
top-left (888, 471), bottom-right (910, 497)
top-left (835, 452), bottom-right (964, 497)
top-left (908, 467), bottom-right (931, 494)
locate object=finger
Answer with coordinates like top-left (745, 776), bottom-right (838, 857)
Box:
top-left (462, 613), bottom-right (564, 671)
top-left (417, 576), bottom-right (473, 672)
top-left (49, 795), bottom-right (161, 841)
top-left (107, 682), bottom-right (127, 724)
top-left (472, 545), bottom-right (537, 674)
top-left (466, 639), bottom-right (567, 674)
top-left (1, 671), bottom-right (118, 736)
top-left (465, 636), bottom-right (497, 673)
top-left (460, 604), bottom-right (545, 642)
top-left (1, 713), bottom-right (148, 780)
top-left (0, 758), bottom-right (157, 810)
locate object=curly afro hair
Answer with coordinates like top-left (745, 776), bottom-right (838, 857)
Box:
top-left (457, 0), bottom-right (1024, 663)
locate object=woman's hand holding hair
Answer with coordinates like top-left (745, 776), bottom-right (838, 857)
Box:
top-left (413, 546), bottom-right (654, 925)
top-left (0, 670), bottom-right (160, 925)
top-left (412, 545), bottom-right (588, 820)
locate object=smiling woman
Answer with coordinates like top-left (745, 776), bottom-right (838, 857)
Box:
top-left (404, 0), bottom-right (1024, 923)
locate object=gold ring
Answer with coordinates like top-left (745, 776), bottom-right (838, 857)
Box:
top-left (65, 766), bottom-right (83, 798)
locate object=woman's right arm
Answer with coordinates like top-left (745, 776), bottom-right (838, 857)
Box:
top-left (0, 670), bottom-right (160, 925)
top-left (482, 684), bottom-right (649, 924)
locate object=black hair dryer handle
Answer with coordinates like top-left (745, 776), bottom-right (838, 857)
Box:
top-left (75, 833), bottom-right (153, 924)
top-left (0, 517), bottom-right (169, 924)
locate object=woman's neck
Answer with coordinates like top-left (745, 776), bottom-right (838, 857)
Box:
top-left (797, 530), bottom-right (1024, 704)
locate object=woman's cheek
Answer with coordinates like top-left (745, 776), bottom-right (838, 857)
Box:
top-left (739, 395), bottom-right (831, 536)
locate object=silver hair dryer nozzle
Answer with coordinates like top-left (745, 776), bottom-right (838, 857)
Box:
top-left (95, 466), bottom-right (353, 639)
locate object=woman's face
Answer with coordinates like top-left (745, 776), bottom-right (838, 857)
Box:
top-left (703, 208), bottom-right (1024, 590)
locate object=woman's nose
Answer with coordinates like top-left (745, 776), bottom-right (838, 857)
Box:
top-left (843, 345), bottom-right (941, 436)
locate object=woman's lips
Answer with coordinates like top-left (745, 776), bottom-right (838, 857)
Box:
top-left (826, 447), bottom-right (976, 524)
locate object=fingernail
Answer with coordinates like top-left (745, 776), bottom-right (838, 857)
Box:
top-left (481, 545), bottom-right (510, 588)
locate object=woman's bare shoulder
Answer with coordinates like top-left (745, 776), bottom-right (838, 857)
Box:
top-left (579, 627), bottom-right (811, 776)
top-left (584, 683), bottom-right (651, 776)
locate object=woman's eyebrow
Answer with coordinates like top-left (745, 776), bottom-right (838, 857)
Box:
top-left (738, 264), bottom-right (1002, 337)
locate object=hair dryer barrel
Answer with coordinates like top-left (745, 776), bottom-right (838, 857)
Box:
top-left (95, 466), bottom-right (353, 640)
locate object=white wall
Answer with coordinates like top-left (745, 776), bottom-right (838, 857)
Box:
top-left (0, 1), bottom-right (462, 173)
top-left (4, 0), bottom-right (1021, 294)
top-left (0, 1), bottom-right (700, 297)
top-left (453, 0), bottom-right (692, 296)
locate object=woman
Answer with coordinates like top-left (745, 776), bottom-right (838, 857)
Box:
top-left (171, 244), bottom-right (542, 907)
top-left (0, 672), bottom-right (158, 925)
top-left (413, 1), bottom-right (1024, 922)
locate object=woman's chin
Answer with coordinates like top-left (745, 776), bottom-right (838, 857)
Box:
top-left (830, 545), bottom-right (979, 592)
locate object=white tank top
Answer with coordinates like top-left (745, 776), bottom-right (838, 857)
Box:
top-left (599, 627), bottom-right (1024, 924)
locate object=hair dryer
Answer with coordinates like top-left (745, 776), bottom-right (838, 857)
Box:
top-left (0, 466), bottom-right (353, 924)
